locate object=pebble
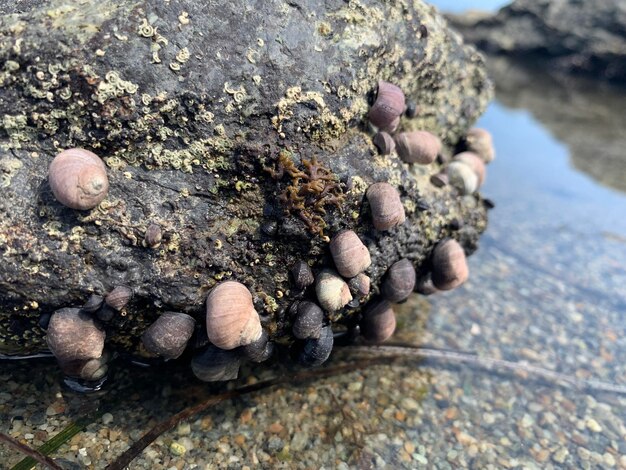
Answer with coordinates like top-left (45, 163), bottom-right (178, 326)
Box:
top-left (603, 452), bottom-right (616, 467)
top-left (101, 413), bottom-right (113, 425)
top-left (553, 447), bottom-right (569, 464)
top-left (586, 418), bottom-right (602, 433)
top-left (176, 422), bottom-right (191, 436)
top-left (169, 442), bottom-right (186, 456)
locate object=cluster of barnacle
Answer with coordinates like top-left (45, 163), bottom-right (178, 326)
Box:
top-left (40, 79), bottom-right (494, 386)
top-left (265, 150), bottom-right (345, 236)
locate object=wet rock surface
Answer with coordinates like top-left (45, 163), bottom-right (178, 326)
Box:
top-left (448, 0), bottom-right (626, 83)
top-left (0, 0), bottom-right (492, 357)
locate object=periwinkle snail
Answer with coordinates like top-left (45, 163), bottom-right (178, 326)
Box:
top-left (105, 285), bottom-right (133, 311)
top-left (329, 230), bottom-right (371, 278)
top-left (191, 345), bottom-right (241, 382)
top-left (368, 80), bottom-right (405, 132)
top-left (141, 312), bottom-right (196, 359)
top-left (48, 148), bottom-right (109, 210)
top-left (360, 299), bottom-right (396, 343)
top-left (348, 273), bottom-right (370, 299)
top-left (299, 325), bottom-right (334, 367)
top-left (466, 128), bottom-right (495, 163)
top-left (395, 130), bottom-right (441, 165)
top-left (447, 160), bottom-right (479, 195)
top-left (144, 223), bottom-right (163, 248)
top-left (315, 269), bottom-right (352, 312)
top-left (46, 308), bottom-right (106, 362)
top-left (366, 182), bottom-right (406, 231)
top-left (372, 131), bottom-right (396, 155)
top-left (453, 151), bottom-right (486, 186)
top-left (241, 329), bottom-right (274, 363)
top-left (59, 350), bottom-right (110, 382)
top-left (290, 260), bottom-right (314, 290)
top-left (382, 258), bottom-right (416, 303)
top-left (431, 238), bottom-right (469, 290)
top-left (205, 281), bottom-right (262, 350)
top-left (293, 301), bottom-right (324, 339)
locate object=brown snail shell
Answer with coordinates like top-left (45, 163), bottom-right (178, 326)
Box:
top-left (299, 325), bottom-right (334, 367)
top-left (466, 128), bottom-right (495, 163)
top-left (453, 151), bottom-right (486, 186)
top-left (290, 260), bottom-right (314, 290)
top-left (205, 281), bottom-right (262, 350)
top-left (329, 230), bottom-right (371, 278)
top-left (382, 258), bottom-right (416, 303)
top-left (46, 308), bottom-right (105, 362)
top-left (373, 131), bottom-right (396, 155)
top-left (366, 182), bottom-right (406, 231)
top-left (105, 285), bottom-right (133, 311)
top-left (141, 312), bottom-right (196, 359)
top-left (241, 329), bottom-right (274, 363)
top-left (81, 294), bottom-right (104, 314)
top-left (315, 269), bottom-right (352, 312)
top-left (348, 273), bottom-right (370, 299)
top-left (395, 131), bottom-right (441, 165)
top-left (191, 345), bottom-right (241, 382)
top-left (414, 272), bottom-right (439, 296)
top-left (368, 80), bottom-right (405, 132)
top-left (447, 160), bottom-right (479, 195)
top-left (59, 350), bottom-right (110, 382)
top-left (293, 301), bottom-right (324, 339)
top-left (430, 171), bottom-right (449, 188)
top-left (144, 223), bottom-right (163, 248)
top-left (48, 148), bottom-right (109, 210)
top-left (361, 299), bottom-right (396, 343)
top-left (431, 239), bottom-right (469, 290)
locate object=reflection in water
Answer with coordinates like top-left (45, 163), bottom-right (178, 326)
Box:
top-left (486, 56), bottom-right (626, 194)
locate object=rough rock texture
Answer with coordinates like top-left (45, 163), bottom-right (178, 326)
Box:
top-left (0, 0), bottom-right (492, 357)
top-left (448, 0), bottom-right (626, 83)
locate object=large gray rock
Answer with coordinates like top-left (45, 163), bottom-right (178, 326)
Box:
top-left (0, 0), bottom-right (492, 357)
top-left (449, 0), bottom-right (626, 82)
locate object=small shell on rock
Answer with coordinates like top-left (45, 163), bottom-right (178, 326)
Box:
top-left (382, 258), bottom-right (416, 303)
top-left (368, 80), bottom-right (405, 132)
top-left (290, 260), bottom-right (314, 290)
top-left (46, 308), bottom-right (105, 362)
top-left (96, 305), bottom-right (116, 322)
top-left (144, 223), bottom-right (163, 248)
top-left (315, 269), bottom-right (352, 312)
top-left (105, 285), bottom-right (133, 311)
top-left (329, 230), bottom-right (371, 278)
top-left (59, 350), bottom-right (110, 381)
top-left (191, 345), bottom-right (241, 382)
top-left (453, 151), bottom-right (486, 186)
top-left (361, 299), bottom-right (396, 343)
top-left (414, 272), bottom-right (439, 296)
top-left (447, 160), bottom-right (479, 195)
top-left (299, 325), bottom-right (334, 367)
top-left (205, 281), bottom-right (262, 350)
top-left (293, 301), bottom-right (324, 339)
top-left (366, 182), bottom-right (405, 231)
top-left (141, 312), bottom-right (196, 359)
top-left (431, 238), bottom-right (469, 290)
top-left (430, 171), bottom-right (449, 188)
top-left (348, 273), bottom-right (370, 299)
top-left (466, 128), bottom-right (495, 163)
top-left (395, 130), bottom-right (441, 165)
top-left (241, 329), bottom-right (274, 363)
top-left (81, 294), bottom-right (104, 314)
top-left (373, 132), bottom-right (396, 155)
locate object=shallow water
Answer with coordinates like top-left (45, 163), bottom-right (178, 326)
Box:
top-left (2, 62), bottom-right (626, 468)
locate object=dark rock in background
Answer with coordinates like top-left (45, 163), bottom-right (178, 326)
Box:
top-left (0, 0), bottom-right (492, 357)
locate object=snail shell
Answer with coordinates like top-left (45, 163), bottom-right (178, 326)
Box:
top-left (46, 308), bottom-right (105, 362)
top-left (430, 171), bottom-right (449, 188)
top-left (368, 80), bottom-right (405, 132)
top-left (299, 325), bottom-right (334, 367)
top-left (191, 345), bottom-right (241, 382)
top-left (431, 239), bottom-right (469, 290)
top-left (373, 131), bottom-right (396, 155)
top-left (382, 258), bottom-right (416, 303)
top-left (366, 182), bottom-right (406, 231)
top-left (315, 269), bottom-right (352, 312)
top-left (395, 131), bottom-right (441, 165)
top-left (241, 329), bottom-right (274, 363)
top-left (141, 312), bottom-right (196, 359)
top-left (205, 281), bottom-right (262, 350)
top-left (144, 223), bottom-right (163, 248)
top-left (466, 128), bottom-right (495, 163)
top-left (59, 350), bottom-right (110, 382)
top-left (453, 151), bottom-right (486, 186)
top-left (329, 230), bottom-right (371, 278)
top-left (48, 148), bottom-right (109, 210)
top-left (293, 301), bottom-right (324, 340)
top-left (81, 294), bottom-right (104, 314)
top-left (105, 285), bottom-right (133, 311)
top-left (447, 161), bottom-right (479, 195)
top-left (290, 260), bottom-right (314, 290)
top-left (348, 273), bottom-right (370, 299)
top-left (414, 272), bottom-right (439, 296)
top-left (361, 299), bottom-right (396, 343)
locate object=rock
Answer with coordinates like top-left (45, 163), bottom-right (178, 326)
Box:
top-left (448, 0), bottom-right (626, 83)
top-left (0, 0), bottom-right (492, 360)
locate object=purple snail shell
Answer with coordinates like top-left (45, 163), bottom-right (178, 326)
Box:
top-left (141, 312), bottom-right (196, 359)
top-left (329, 230), bottom-right (371, 278)
top-left (366, 182), bottom-right (406, 231)
top-left (315, 269), bottom-right (352, 312)
top-left (373, 131), bottom-right (396, 155)
top-left (144, 223), bottom-right (163, 248)
top-left (293, 301), bottom-right (324, 340)
top-left (46, 308), bottom-right (105, 362)
top-left (360, 299), bottom-right (396, 343)
top-left (431, 239), bottom-right (469, 290)
top-left (414, 272), bottom-right (439, 296)
top-left (447, 160), bottom-right (479, 195)
top-left (348, 273), bottom-right (370, 299)
top-left (205, 281), bottom-right (262, 350)
top-left (48, 148), bottom-right (109, 210)
top-left (241, 329), bottom-right (274, 363)
top-left (299, 325), bottom-right (334, 367)
top-left (382, 258), bottom-right (416, 303)
top-left (368, 80), bottom-right (405, 132)
top-left (191, 345), bottom-right (241, 382)
top-left (430, 171), bottom-right (449, 188)
top-left (466, 128), bottom-right (495, 163)
top-left (290, 260), bottom-right (314, 290)
top-left (81, 294), bottom-right (104, 314)
top-left (105, 285), bottom-right (133, 311)
top-left (453, 151), bottom-right (486, 186)
top-left (395, 130), bottom-right (441, 165)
